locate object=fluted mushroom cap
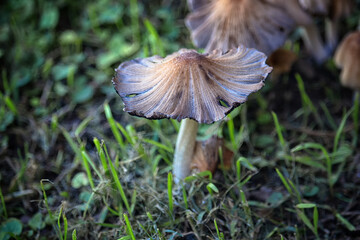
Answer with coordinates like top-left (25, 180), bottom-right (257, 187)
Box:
top-left (185, 0), bottom-right (312, 54)
top-left (334, 31), bottom-right (360, 90)
top-left (113, 47), bottom-right (272, 124)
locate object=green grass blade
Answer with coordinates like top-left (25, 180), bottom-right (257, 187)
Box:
top-left (295, 73), bottom-right (323, 128)
top-left (335, 212), bottom-right (356, 231)
top-left (80, 151), bottom-right (95, 189)
top-left (353, 92), bottom-right (359, 145)
top-left (130, 190), bottom-right (137, 215)
top-left (214, 219), bottom-right (224, 240)
top-left (292, 142), bottom-right (332, 192)
top-left (104, 103), bottom-right (125, 150)
top-left (58, 207), bottom-right (64, 240)
top-left (333, 108), bottom-right (353, 153)
top-left (271, 111), bottom-right (286, 148)
top-left (146, 212), bottom-right (154, 222)
top-left (184, 170), bottom-right (213, 182)
top-left (313, 206), bottom-right (318, 236)
top-left (116, 122), bottom-right (134, 145)
top-left (124, 214), bottom-right (136, 240)
top-left (206, 183), bottom-right (219, 195)
top-left (296, 209), bottom-right (316, 237)
top-left (105, 144), bottom-right (131, 215)
top-left (288, 179), bottom-right (302, 203)
top-left (320, 102), bottom-right (337, 130)
top-left (227, 115), bottom-right (237, 151)
top-left (0, 186), bottom-right (7, 219)
top-left (236, 158), bottom-right (241, 182)
top-left (137, 222), bottom-right (153, 240)
top-left (182, 183), bottom-right (188, 209)
top-left (237, 157), bottom-right (257, 171)
top-left (41, 180), bottom-right (62, 239)
top-left (118, 236), bottom-right (132, 240)
top-left (142, 138), bottom-right (173, 153)
top-left (296, 203), bottom-right (316, 208)
top-left (72, 229), bottom-right (77, 240)
top-left (275, 168), bottom-right (293, 195)
top-left (81, 150), bottom-right (103, 181)
top-left (75, 116), bottom-right (93, 138)
top-left (170, 119), bottom-right (180, 132)
top-left (167, 172), bottom-right (173, 215)
top-left (291, 156), bottom-right (326, 170)
top-left (144, 19), bottom-right (164, 56)
top-left (40, 180), bottom-right (54, 220)
top-left (63, 211), bottom-right (68, 240)
top-left (93, 138), bottom-right (108, 173)
top-left (59, 126), bottom-right (82, 160)
top-left (4, 95), bottom-right (17, 115)
top-left (240, 190), bottom-right (253, 228)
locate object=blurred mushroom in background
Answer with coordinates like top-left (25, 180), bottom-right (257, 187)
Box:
top-left (334, 30), bottom-right (360, 91)
top-left (326, 0), bottom-right (354, 52)
top-left (113, 47), bottom-right (272, 181)
top-left (185, 0), bottom-right (312, 55)
top-left (266, 48), bottom-right (298, 78)
top-left (298, 0), bottom-right (330, 15)
top-left (298, 0), bottom-right (331, 63)
top-left (298, 0), bottom-right (355, 61)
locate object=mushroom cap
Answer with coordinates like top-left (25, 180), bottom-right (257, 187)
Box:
top-left (329, 0), bottom-right (353, 21)
top-left (298, 0), bottom-right (330, 15)
top-left (113, 47), bottom-right (272, 124)
top-left (185, 0), bottom-right (312, 54)
top-left (334, 31), bottom-right (360, 90)
top-left (266, 48), bottom-right (298, 75)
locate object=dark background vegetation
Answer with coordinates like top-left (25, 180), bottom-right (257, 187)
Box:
top-left (0, 0), bottom-right (360, 239)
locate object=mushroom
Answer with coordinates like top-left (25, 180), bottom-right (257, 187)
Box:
top-left (334, 30), bottom-right (360, 90)
top-left (326, 0), bottom-right (354, 52)
top-left (298, 0), bottom-right (355, 60)
top-left (266, 48), bottom-right (298, 77)
top-left (298, 0), bottom-right (330, 15)
top-left (297, 0), bottom-right (331, 63)
top-left (113, 47), bottom-right (272, 181)
top-left (299, 23), bottom-right (329, 63)
top-left (185, 0), bottom-right (313, 55)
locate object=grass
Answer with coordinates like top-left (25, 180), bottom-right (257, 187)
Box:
top-left (1, 0), bottom-right (360, 239)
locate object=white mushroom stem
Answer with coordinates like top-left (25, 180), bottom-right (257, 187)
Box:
top-left (300, 24), bottom-right (329, 64)
top-left (173, 118), bottom-right (199, 182)
top-left (325, 18), bottom-right (338, 53)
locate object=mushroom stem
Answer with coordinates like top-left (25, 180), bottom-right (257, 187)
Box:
top-left (325, 18), bottom-right (338, 53)
top-left (300, 24), bottom-right (329, 64)
top-left (173, 118), bottom-right (199, 181)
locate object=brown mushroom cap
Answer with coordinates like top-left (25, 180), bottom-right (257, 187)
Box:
top-left (113, 47), bottom-right (272, 124)
top-left (185, 0), bottom-right (312, 54)
top-left (329, 0), bottom-right (353, 21)
top-left (334, 31), bottom-right (360, 90)
top-left (266, 48), bottom-right (298, 75)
